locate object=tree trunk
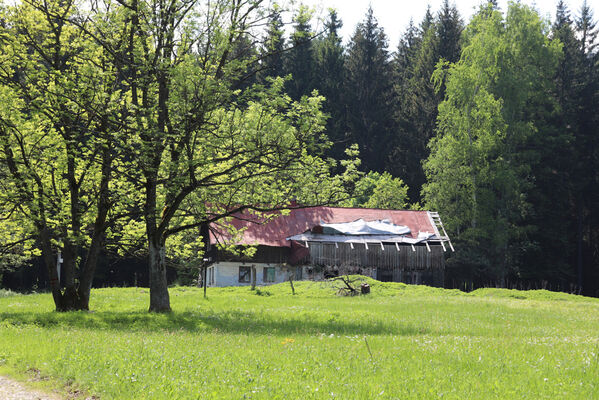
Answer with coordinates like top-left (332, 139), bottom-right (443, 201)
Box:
top-left (39, 237), bottom-right (87, 312)
top-left (77, 147), bottom-right (111, 311)
top-left (59, 241), bottom-right (81, 311)
top-left (76, 236), bottom-right (103, 311)
top-left (39, 228), bottom-right (64, 310)
top-left (148, 237), bottom-right (171, 312)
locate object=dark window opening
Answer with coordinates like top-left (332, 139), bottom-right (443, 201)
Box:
top-left (239, 266), bottom-right (251, 283)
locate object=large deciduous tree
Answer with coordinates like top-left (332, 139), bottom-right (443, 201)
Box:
top-left (93, 0), bottom-right (354, 312)
top-left (0, 0), bottom-right (356, 313)
top-left (423, 3), bottom-right (561, 285)
top-left (0, 0), bottom-right (129, 310)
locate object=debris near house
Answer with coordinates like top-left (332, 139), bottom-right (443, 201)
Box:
top-left (331, 275), bottom-right (369, 296)
top-left (361, 282), bottom-right (371, 294)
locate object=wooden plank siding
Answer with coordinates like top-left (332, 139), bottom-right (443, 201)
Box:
top-left (217, 245), bottom-right (290, 264)
top-left (304, 242), bottom-right (445, 271)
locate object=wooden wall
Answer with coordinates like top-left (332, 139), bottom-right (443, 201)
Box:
top-left (305, 242), bottom-right (445, 271)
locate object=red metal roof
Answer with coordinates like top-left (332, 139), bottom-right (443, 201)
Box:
top-left (210, 206), bottom-right (437, 248)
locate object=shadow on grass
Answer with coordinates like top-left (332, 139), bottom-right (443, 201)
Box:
top-left (0, 309), bottom-right (429, 336)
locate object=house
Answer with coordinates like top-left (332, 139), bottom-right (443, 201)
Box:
top-left (205, 207), bottom-right (453, 287)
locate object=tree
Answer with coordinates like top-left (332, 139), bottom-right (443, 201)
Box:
top-left (314, 8), bottom-right (346, 161)
top-left (260, 4), bottom-right (286, 81)
top-left (345, 171), bottom-right (409, 210)
top-left (344, 6), bottom-right (395, 173)
top-left (577, 0), bottom-right (598, 55)
top-left (572, 0), bottom-right (599, 292)
top-left (90, 0), bottom-right (356, 312)
top-left (285, 4), bottom-right (317, 100)
top-left (390, 2), bottom-right (463, 203)
top-left (0, 0), bottom-right (129, 310)
top-left (437, 0), bottom-right (463, 64)
top-left (423, 3), bottom-right (561, 285)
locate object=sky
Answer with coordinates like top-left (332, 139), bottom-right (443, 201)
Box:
top-left (294, 0), bottom-right (587, 44)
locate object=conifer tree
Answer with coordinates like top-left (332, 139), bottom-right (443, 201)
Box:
top-left (389, 3), bottom-right (462, 203)
top-left (314, 9), bottom-right (346, 161)
top-left (572, 0), bottom-right (599, 291)
top-left (260, 4), bottom-right (286, 81)
top-left (437, 0), bottom-right (463, 64)
top-left (344, 7), bottom-right (395, 173)
top-left (285, 5), bottom-right (317, 100)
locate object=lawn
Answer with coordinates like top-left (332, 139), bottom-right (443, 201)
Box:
top-left (0, 278), bottom-right (598, 399)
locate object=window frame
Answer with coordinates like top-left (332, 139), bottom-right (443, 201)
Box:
top-left (263, 266), bottom-right (276, 283)
top-left (238, 266), bottom-right (251, 283)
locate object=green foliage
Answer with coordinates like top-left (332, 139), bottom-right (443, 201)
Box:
top-left (0, 283), bottom-right (598, 398)
top-left (314, 9), bottom-right (346, 162)
top-left (344, 7), bottom-right (395, 173)
top-left (424, 3), bottom-right (562, 283)
top-left (389, 2), bottom-right (463, 203)
top-left (345, 171), bottom-right (409, 210)
top-left (285, 5), bottom-right (317, 100)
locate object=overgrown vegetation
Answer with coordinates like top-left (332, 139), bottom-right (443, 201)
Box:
top-left (0, 279), bottom-right (598, 399)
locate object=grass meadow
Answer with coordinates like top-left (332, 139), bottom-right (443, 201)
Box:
top-left (0, 278), bottom-right (598, 399)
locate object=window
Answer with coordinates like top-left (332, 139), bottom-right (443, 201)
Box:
top-left (208, 267), bottom-right (214, 286)
top-left (239, 266), bottom-right (251, 283)
top-left (263, 267), bottom-right (275, 283)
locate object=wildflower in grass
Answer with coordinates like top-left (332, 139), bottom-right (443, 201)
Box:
top-left (281, 338), bottom-right (295, 345)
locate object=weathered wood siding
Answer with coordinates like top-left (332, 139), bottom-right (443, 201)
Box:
top-left (305, 242), bottom-right (445, 270)
top-left (217, 245), bottom-right (290, 264)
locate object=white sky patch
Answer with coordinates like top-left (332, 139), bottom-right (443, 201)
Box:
top-left (295, 0), bottom-right (582, 46)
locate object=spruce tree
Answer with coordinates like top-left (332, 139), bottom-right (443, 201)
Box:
top-left (260, 4), bottom-right (286, 81)
top-left (285, 4), bottom-right (316, 100)
top-left (389, 3), bottom-right (462, 203)
top-left (573, 0), bottom-right (599, 293)
top-left (314, 9), bottom-right (346, 161)
top-left (344, 6), bottom-right (395, 173)
top-left (437, 0), bottom-right (463, 64)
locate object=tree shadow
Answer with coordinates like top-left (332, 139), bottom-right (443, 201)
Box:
top-left (0, 309), bottom-right (430, 336)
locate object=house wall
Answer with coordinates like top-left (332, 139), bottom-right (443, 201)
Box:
top-left (206, 244), bottom-right (446, 287)
top-left (305, 242), bottom-right (445, 270)
top-left (207, 261), bottom-right (302, 287)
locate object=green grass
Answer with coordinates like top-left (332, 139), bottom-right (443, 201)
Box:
top-left (1, 277), bottom-right (598, 399)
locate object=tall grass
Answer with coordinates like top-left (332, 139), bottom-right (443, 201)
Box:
top-left (0, 278), bottom-right (598, 399)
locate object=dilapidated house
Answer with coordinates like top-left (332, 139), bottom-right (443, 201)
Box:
top-left (205, 207), bottom-right (452, 287)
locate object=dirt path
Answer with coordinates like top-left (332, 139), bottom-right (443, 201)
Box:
top-left (0, 375), bottom-right (62, 400)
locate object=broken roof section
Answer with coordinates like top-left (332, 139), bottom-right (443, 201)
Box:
top-left (287, 218), bottom-right (434, 245)
top-left (316, 219), bottom-right (411, 236)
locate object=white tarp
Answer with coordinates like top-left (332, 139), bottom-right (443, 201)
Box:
top-left (286, 219), bottom-right (438, 244)
top-left (287, 231), bottom-right (434, 244)
top-left (319, 219), bottom-right (411, 236)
